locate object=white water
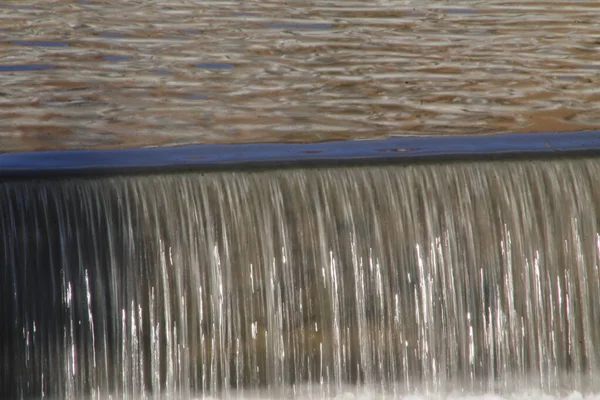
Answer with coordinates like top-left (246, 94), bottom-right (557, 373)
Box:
top-left (2, 158), bottom-right (600, 398)
top-left (196, 391), bottom-right (600, 400)
top-left (62, 389), bottom-right (600, 400)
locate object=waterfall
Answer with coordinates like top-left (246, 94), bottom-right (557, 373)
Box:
top-left (2, 158), bottom-right (600, 399)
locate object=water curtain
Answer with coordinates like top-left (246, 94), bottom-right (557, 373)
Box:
top-left (2, 155), bottom-right (600, 398)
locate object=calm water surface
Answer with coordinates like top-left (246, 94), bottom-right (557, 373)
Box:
top-left (1, 0), bottom-right (600, 152)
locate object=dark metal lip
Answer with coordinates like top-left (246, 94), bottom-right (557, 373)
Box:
top-left (2, 129), bottom-right (600, 178)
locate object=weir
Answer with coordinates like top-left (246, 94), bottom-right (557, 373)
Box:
top-left (2, 133), bottom-right (600, 399)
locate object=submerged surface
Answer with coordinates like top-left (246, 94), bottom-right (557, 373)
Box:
top-left (3, 158), bottom-right (600, 398)
top-left (1, 0), bottom-right (600, 151)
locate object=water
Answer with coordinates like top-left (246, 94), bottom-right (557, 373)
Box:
top-left (2, 1), bottom-right (600, 398)
top-left (2, 157), bottom-right (600, 399)
top-left (2, 0), bottom-right (600, 152)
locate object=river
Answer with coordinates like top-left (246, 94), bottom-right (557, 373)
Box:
top-left (1, 0), bottom-right (599, 152)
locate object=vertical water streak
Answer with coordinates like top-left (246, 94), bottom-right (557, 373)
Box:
top-left (2, 158), bottom-right (600, 398)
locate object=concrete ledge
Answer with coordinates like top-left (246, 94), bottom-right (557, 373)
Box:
top-left (2, 130), bottom-right (600, 178)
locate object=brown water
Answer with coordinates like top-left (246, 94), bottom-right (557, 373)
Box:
top-left (1, 0), bottom-right (600, 152)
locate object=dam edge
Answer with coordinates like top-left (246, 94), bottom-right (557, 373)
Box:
top-left (1, 130), bottom-right (600, 179)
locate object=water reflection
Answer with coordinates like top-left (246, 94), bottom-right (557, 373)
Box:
top-left (266, 23), bottom-right (333, 29)
top-left (0, 0), bottom-right (600, 152)
top-left (101, 55), bottom-right (132, 62)
top-left (196, 63), bottom-right (235, 70)
top-left (10, 40), bottom-right (70, 47)
top-left (0, 64), bottom-right (56, 72)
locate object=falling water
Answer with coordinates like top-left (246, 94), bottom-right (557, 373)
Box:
top-left (2, 158), bottom-right (600, 399)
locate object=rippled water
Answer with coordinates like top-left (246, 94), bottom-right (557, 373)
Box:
top-left (1, 0), bottom-right (600, 152)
